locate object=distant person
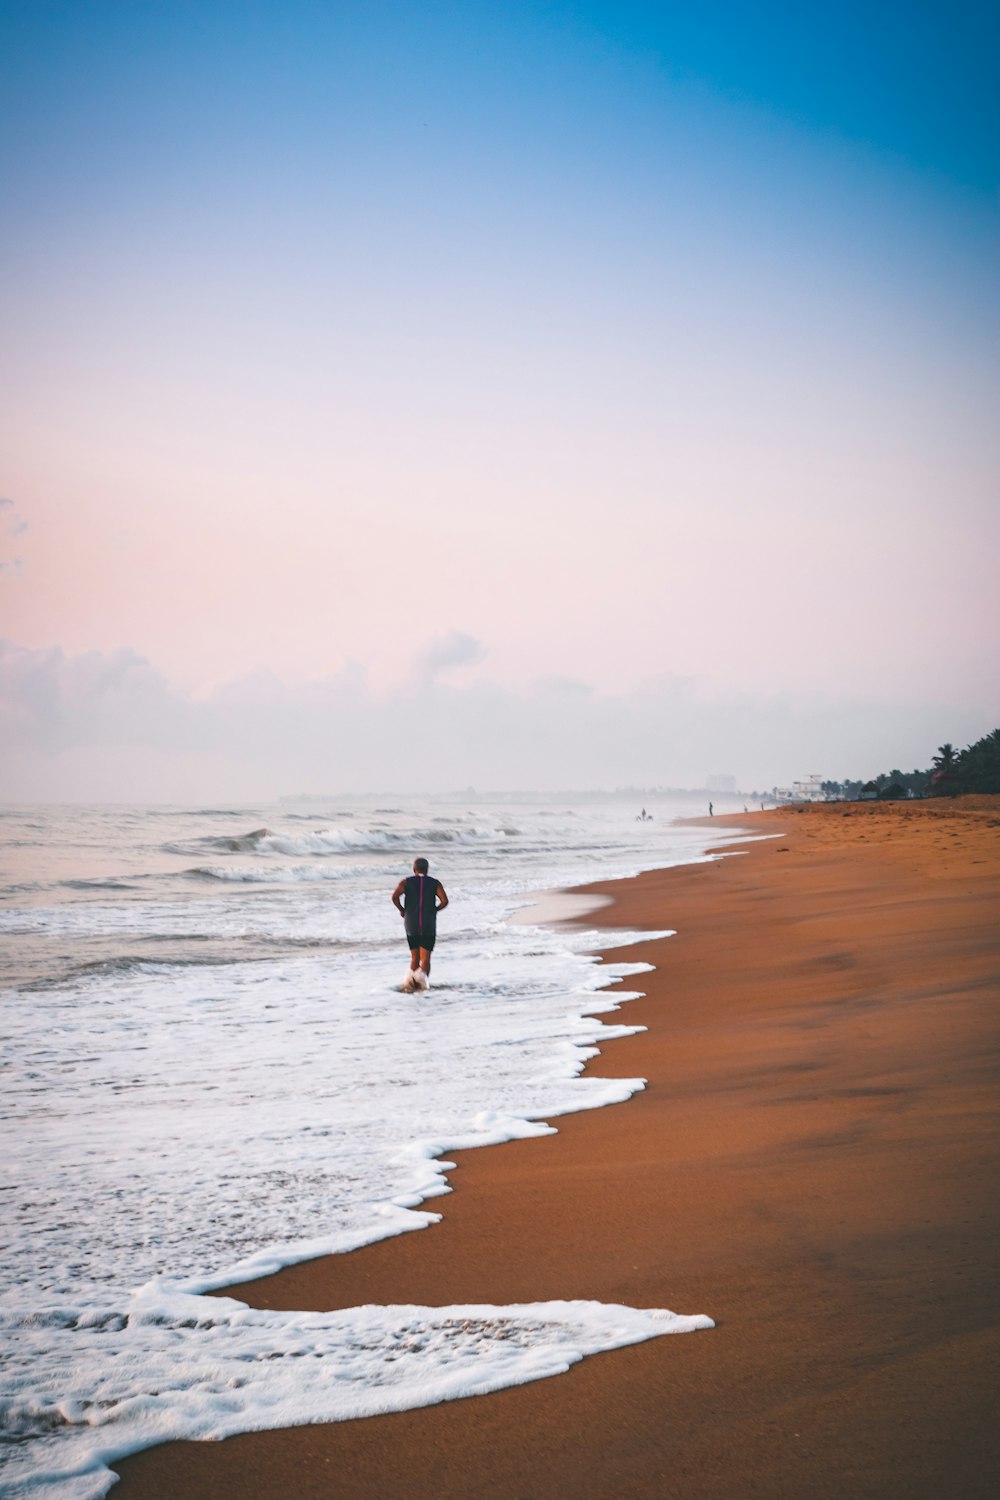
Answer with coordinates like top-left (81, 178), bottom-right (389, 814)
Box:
top-left (709, 802), bottom-right (714, 816)
top-left (392, 858), bottom-right (448, 993)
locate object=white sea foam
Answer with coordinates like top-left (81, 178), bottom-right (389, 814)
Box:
top-left (1, 1294), bottom-right (712, 1499)
top-left (2, 946), bottom-right (660, 1302)
top-left (0, 798), bottom-right (749, 1495)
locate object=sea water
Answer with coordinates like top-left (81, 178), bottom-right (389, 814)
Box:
top-left (0, 797), bottom-right (739, 1496)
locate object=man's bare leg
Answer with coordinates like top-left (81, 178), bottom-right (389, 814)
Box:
top-left (409, 947), bottom-right (432, 992)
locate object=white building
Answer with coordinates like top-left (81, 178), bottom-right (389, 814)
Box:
top-left (775, 774), bottom-right (826, 803)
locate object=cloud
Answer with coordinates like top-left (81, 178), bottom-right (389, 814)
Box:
top-left (0, 497), bottom-right (27, 571)
top-left (414, 630), bottom-right (487, 681)
top-left (1, 638), bottom-right (994, 803)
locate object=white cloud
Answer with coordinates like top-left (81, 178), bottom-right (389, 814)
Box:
top-left (2, 637), bottom-right (995, 803)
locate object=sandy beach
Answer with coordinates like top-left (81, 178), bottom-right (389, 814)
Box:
top-left (114, 798), bottom-right (1000, 1499)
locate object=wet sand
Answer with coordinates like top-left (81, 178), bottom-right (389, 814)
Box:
top-left (114, 797), bottom-right (1000, 1499)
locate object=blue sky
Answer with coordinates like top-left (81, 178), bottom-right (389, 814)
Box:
top-left (574, 1), bottom-right (999, 188)
top-left (4, 1), bottom-right (997, 183)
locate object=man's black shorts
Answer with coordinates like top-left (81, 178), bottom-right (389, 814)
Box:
top-left (406, 930), bottom-right (436, 952)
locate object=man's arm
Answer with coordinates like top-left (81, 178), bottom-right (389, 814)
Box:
top-left (435, 882), bottom-right (449, 911)
top-left (391, 879), bottom-right (406, 916)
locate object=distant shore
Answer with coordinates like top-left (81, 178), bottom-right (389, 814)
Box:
top-left (115, 797), bottom-right (1000, 1499)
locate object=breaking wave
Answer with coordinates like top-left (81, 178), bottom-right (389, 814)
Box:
top-left (186, 862), bottom-right (379, 884)
top-left (171, 825), bottom-right (521, 858)
top-left (62, 877), bottom-right (140, 891)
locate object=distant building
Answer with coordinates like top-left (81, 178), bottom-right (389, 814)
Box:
top-left (775, 774), bottom-right (825, 804)
top-left (859, 781), bottom-right (879, 800)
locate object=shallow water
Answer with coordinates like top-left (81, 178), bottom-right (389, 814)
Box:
top-left (0, 796), bottom-right (737, 1495)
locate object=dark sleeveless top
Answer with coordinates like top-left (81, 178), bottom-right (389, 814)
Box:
top-left (402, 874), bottom-right (439, 938)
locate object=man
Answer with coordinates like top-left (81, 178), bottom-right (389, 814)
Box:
top-left (391, 857), bottom-right (448, 992)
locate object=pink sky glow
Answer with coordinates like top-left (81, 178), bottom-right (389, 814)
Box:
top-left (2, 4), bottom-right (997, 797)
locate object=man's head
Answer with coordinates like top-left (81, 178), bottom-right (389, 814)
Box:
top-left (413, 857), bottom-right (429, 875)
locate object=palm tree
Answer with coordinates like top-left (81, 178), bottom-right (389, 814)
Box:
top-left (952, 728), bottom-right (1000, 793)
top-left (932, 743), bottom-right (957, 771)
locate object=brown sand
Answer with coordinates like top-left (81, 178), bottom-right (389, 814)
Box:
top-left (114, 798), bottom-right (1000, 1499)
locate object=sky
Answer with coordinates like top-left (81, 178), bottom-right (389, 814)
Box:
top-left (1, 0), bottom-right (998, 798)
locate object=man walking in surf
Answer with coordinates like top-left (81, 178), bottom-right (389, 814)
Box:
top-left (392, 857), bottom-right (448, 992)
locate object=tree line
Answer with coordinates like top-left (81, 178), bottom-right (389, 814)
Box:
top-left (819, 728), bottom-right (1000, 801)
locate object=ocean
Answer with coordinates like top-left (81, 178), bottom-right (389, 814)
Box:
top-left (0, 797), bottom-right (740, 1496)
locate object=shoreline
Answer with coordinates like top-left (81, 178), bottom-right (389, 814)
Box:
top-left (114, 798), bottom-right (1000, 1498)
